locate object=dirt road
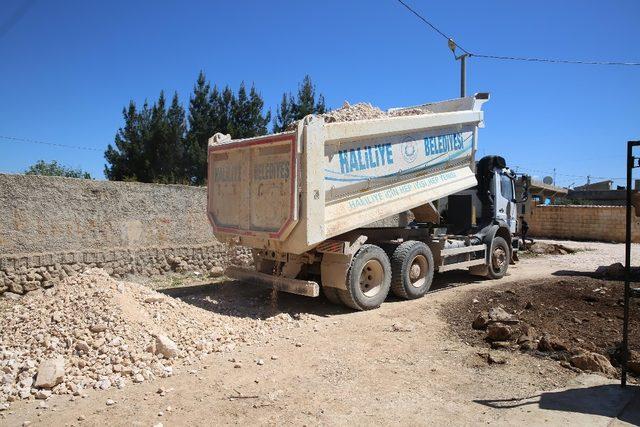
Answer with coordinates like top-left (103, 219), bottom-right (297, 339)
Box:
top-left (2, 239), bottom-right (639, 426)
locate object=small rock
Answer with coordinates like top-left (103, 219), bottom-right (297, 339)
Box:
top-left (133, 373), bottom-right (145, 383)
top-left (78, 415), bottom-right (86, 421)
top-left (256, 359), bottom-right (264, 366)
top-left (106, 399), bottom-right (115, 406)
top-left (144, 296), bottom-right (163, 304)
top-left (0, 403), bottom-right (9, 411)
top-left (90, 323), bottom-right (107, 333)
top-left (233, 363), bottom-right (242, 369)
top-left (488, 307), bottom-right (519, 324)
top-left (22, 421), bottom-right (31, 426)
top-left (38, 401), bottom-right (48, 409)
top-left (154, 335), bottom-right (179, 358)
top-left (75, 341), bottom-right (90, 353)
top-left (35, 390), bottom-right (52, 400)
top-left (270, 355), bottom-right (278, 360)
top-left (486, 323), bottom-right (512, 342)
top-left (570, 352), bottom-right (616, 376)
top-left (472, 313), bottom-right (490, 330)
top-left (34, 357), bottom-right (65, 389)
top-left (538, 334), bottom-right (567, 352)
top-left (524, 301), bottom-right (534, 310)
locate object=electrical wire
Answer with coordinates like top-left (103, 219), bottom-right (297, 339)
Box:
top-left (470, 53), bottom-right (640, 67)
top-left (395, 0), bottom-right (640, 66)
top-left (0, 135), bottom-right (103, 152)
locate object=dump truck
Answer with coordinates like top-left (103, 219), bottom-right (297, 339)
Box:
top-left (207, 93), bottom-right (525, 310)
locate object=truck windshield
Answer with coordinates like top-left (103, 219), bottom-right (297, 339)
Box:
top-left (500, 173), bottom-right (514, 201)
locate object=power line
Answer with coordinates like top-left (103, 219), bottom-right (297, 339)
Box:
top-left (470, 53), bottom-right (640, 67)
top-left (395, 0), bottom-right (640, 67)
top-left (0, 135), bottom-right (103, 152)
top-left (396, 0), bottom-right (470, 54)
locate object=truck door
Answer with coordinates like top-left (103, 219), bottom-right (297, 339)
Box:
top-left (494, 171), bottom-right (517, 233)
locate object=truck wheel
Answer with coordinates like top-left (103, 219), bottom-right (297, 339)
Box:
top-left (486, 237), bottom-right (509, 279)
top-left (338, 244), bottom-right (391, 311)
top-left (322, 286), bottom-right (341, 305)
top-left (390, 241), bottom-right (434, 299)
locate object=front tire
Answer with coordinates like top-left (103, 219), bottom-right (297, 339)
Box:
top-left (390, 241), bottom-right (434, 299)
top-left (486, 236), bottom-right (509, 279)
top-left (338, 244), bottom-right (391, 311)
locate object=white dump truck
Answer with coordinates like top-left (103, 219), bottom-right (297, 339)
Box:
top-left (207, 93), bottom-right (524, 310)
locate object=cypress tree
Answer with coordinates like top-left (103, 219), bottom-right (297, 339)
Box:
top-left (272, 75), bottom-right (326, 132)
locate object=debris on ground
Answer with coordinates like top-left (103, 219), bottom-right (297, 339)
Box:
top-left (444, 276), bottom-right (640, 380)
top-left (523, 242), bottom-right (576, 256)
top-left (0, 269), bottom-right (304, 406)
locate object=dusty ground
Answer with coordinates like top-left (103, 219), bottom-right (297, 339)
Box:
top-left (1, 239), bottom-right (639, 426)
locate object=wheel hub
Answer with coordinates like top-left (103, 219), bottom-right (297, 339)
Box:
top-left (492, 247), bottom-right (507, 270)
top-left (359, 259), bottom-right (384, 297)
top-left (408, 255), bottom-right (427, 288)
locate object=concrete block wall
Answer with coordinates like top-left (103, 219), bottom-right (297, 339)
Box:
top-left (0, 174), bottom-right (251, 295)
top-left (526, 203), bottom-right (640, 243)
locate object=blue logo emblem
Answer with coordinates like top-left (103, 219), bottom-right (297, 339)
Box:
top-left (402, 140), bottom-right (418, 164)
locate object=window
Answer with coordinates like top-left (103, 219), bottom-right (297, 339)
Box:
top-left (500, 173), bottom-right (514, 201)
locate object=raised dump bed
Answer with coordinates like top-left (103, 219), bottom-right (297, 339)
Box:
top-left (207, 94), bottom-right (489, 255)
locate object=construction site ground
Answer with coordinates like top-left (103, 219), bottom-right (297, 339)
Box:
top-left (2, 239), bottom-right (640, 426)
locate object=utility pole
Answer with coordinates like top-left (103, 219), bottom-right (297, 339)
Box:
top-left (553, 168), bottom-right (556, 185)
top-left (448, 39), bottom-right (468, 97)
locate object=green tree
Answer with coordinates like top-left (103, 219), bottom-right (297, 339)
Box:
top-left (230, 82), bottom-right (271, 139)
top-left (185, 72), bottom-right (215, 184)
top-left (273, 75), bottom-right (326, 132)
top-left (24, 160), bottom-right (92, 179)
top-left (106, 72), bottom-right (272, 185)
top-left (104, 91), bottom-right (187, 183)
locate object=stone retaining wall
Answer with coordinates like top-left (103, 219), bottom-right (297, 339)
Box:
top-left (0, 174), bottom-right (251, 295)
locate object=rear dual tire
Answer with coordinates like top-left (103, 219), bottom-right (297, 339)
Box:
top-left (390, 241), bottom-right (434, 299)
top-left (334, 244), bottom-right (392, 311)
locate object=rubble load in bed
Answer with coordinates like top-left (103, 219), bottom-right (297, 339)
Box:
top-left (285, 101), bottom-right (433, 130)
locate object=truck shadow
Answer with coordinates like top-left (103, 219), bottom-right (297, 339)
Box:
top-left (159, 270), bottom-right (494, 320)
top-left (473, 383), bottom-right (640, 424)
top-left (159, 279), bottom-right (353, 319)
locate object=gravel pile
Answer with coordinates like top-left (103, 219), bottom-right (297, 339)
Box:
top-left (286, 101), bottom-right (433, 130)
top-left (0, 269), bottom-right (297, 407)
top-left (322, 101), bottom-right (433, 123)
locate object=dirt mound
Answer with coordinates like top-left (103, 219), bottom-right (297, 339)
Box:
top-left (442, 276), bottom-right (640, 380)
top-left (0, 269), bottom-right (298, 406)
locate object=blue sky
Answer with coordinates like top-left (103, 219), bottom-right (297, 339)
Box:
top-left (1, 0), bottom-right (638, 186)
